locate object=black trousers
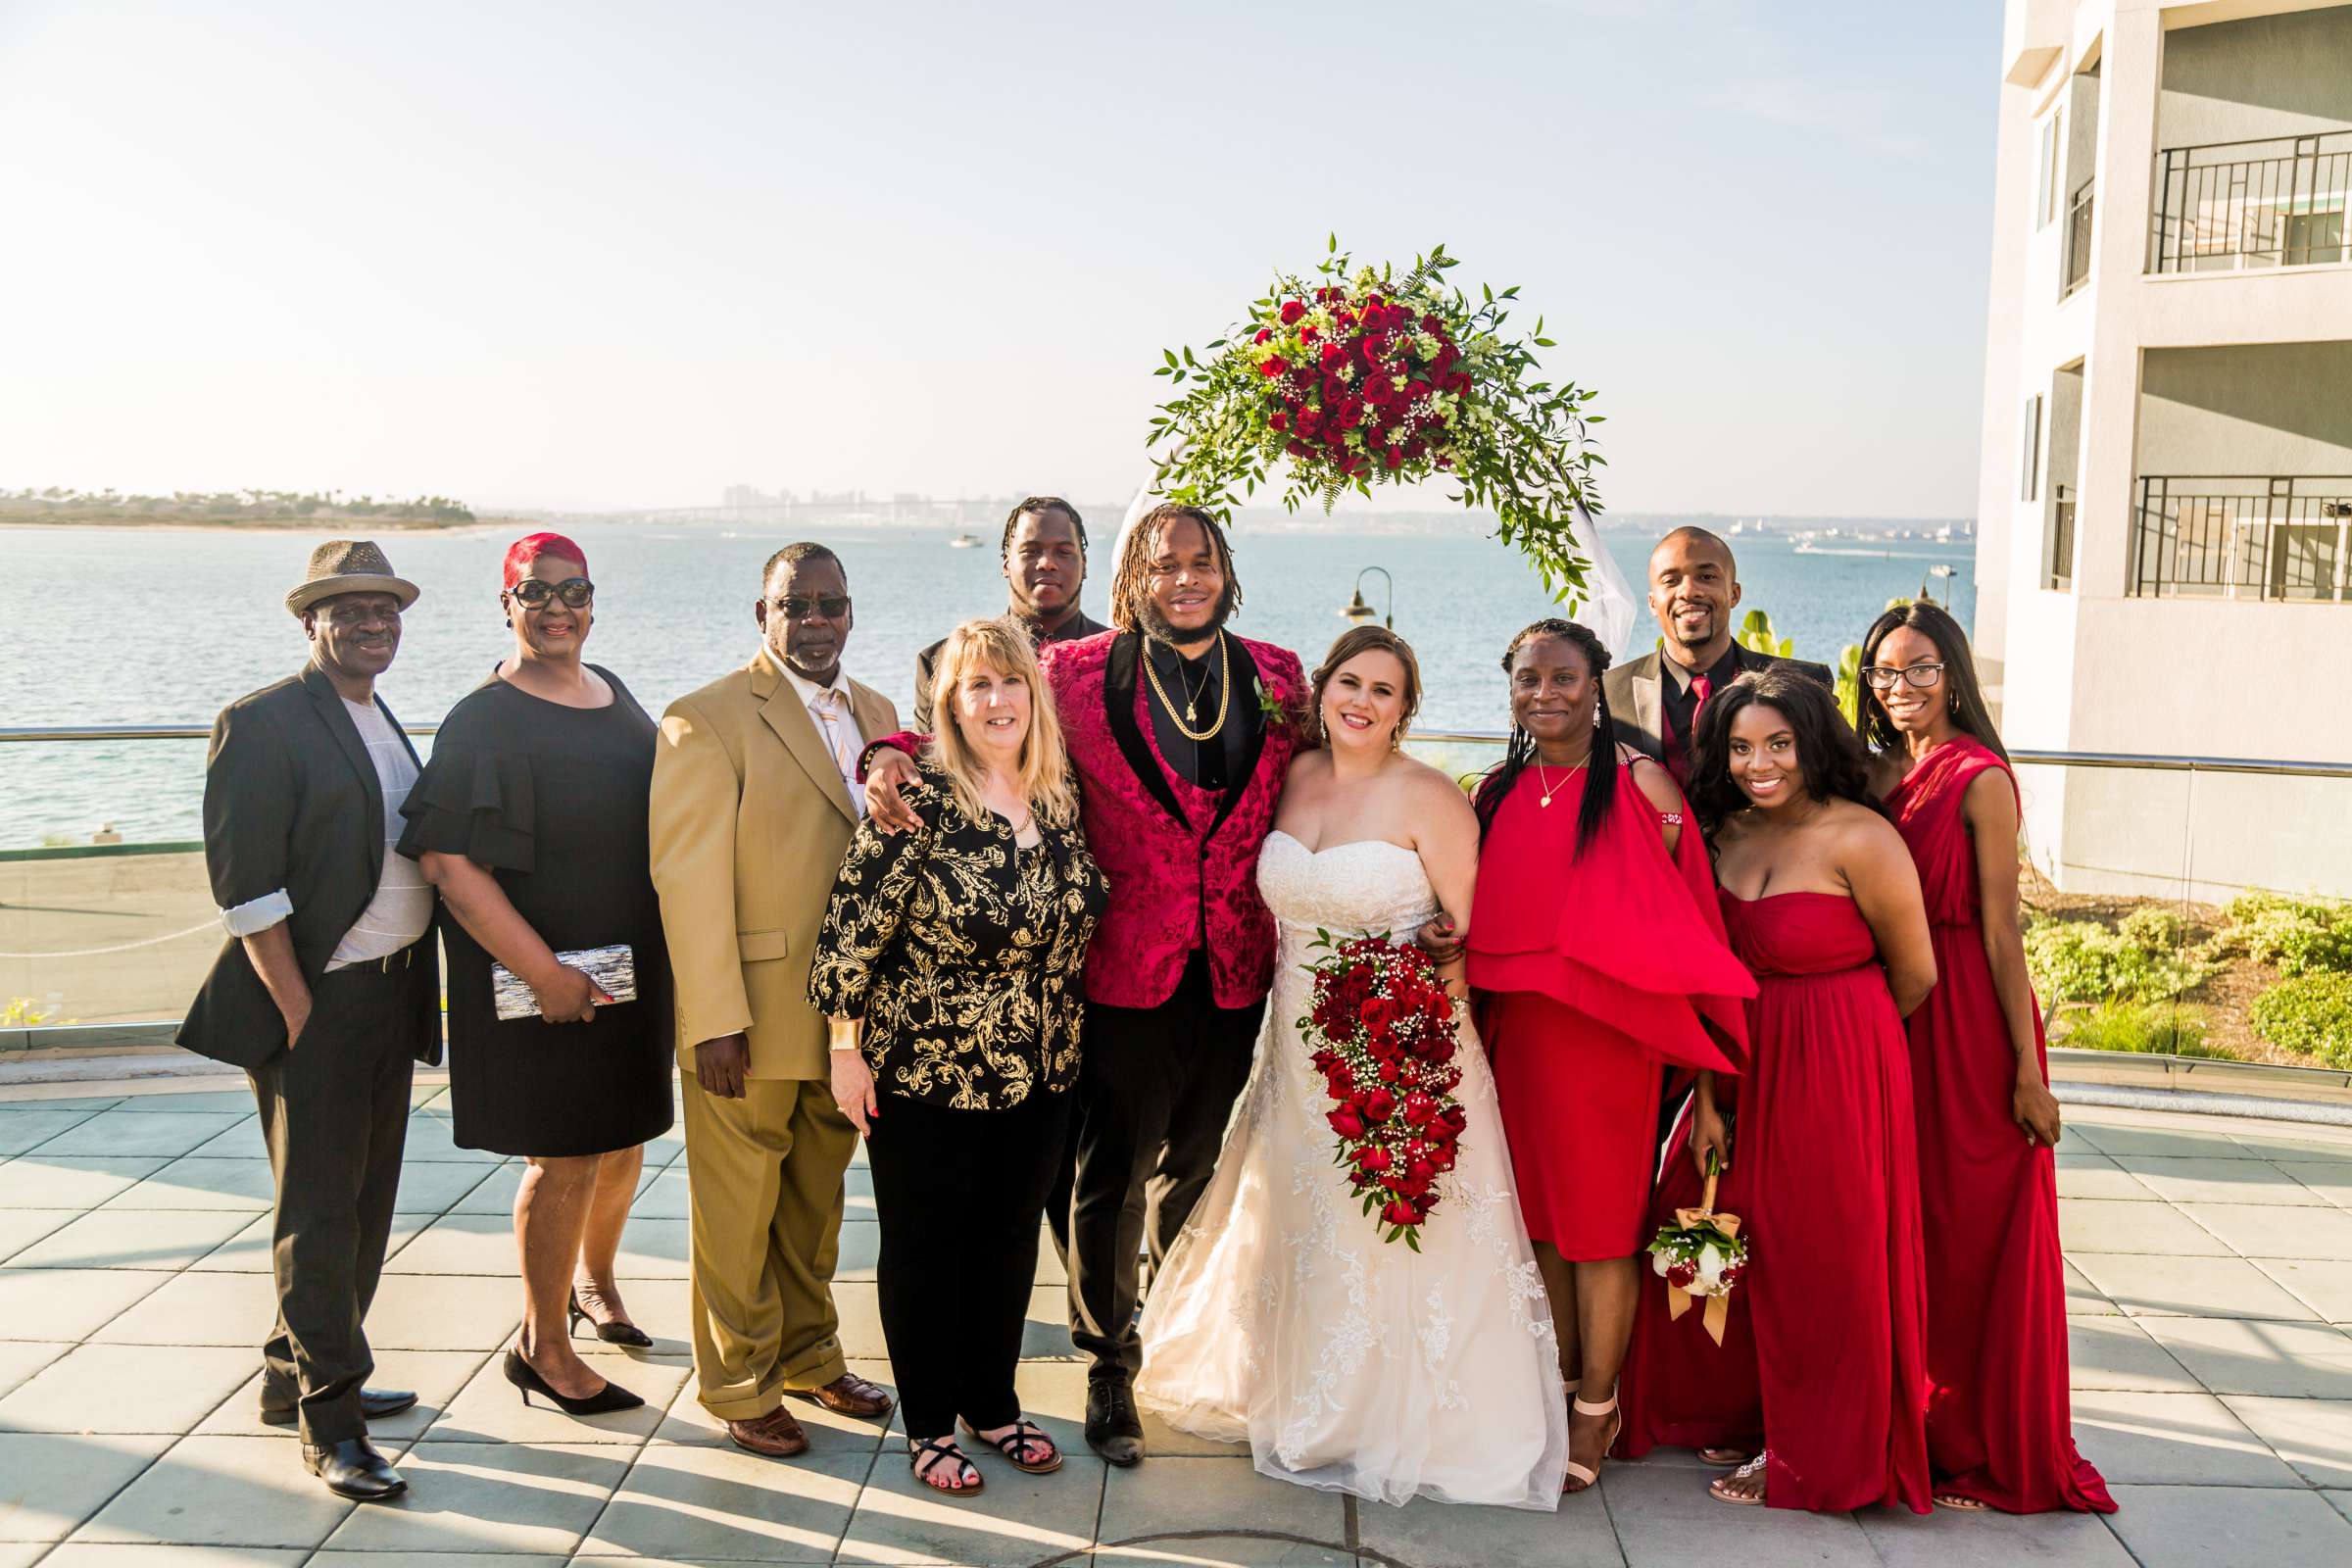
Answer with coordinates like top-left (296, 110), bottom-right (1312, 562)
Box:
top-left (866, 1086), bottom-right (1071, 1441)
top-left (249, 945), bottom-right (426, 1444)
top-left (1068, 949), bottom-right (1265, 1384)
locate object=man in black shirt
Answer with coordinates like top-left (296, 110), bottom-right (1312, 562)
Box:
top-left (1604, 526), bottom-right (1834, 789)
top-left (913, 497), bottom-right (1107, 721)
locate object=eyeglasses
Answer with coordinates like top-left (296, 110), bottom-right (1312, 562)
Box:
top-left (772, 594), bottom-right (851, 619)
top-left (1862, 662), bottom-right (1944, 690)
top-left (508, 577), bottom-right (594, 610)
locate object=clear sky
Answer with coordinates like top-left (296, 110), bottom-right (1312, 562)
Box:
top-left (0, 0), bottom-right (1998, 518)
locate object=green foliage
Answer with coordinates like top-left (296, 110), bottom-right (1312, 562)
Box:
top-left (2055, 1001), bottom-right (2230, 1058)
top-left (2221, 893), bottom-right (2352, 977)
top-left (1734, 609), bottom-right (1791, 660)
top-left (2118, 906), bottom-right (2192, 953)
top-left (2249, 972), bottom-right (2352, 1068)
top-left (1833, 644), bottom-right (1863, 727)
top-left (2024, 917), bottom-right (2212, 1004)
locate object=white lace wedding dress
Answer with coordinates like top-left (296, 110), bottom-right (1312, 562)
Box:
top-left (1135, 831), bottom-right (1570, 1509)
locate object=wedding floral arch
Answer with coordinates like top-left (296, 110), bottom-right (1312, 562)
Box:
top-left (1146, 238), bottom-right (1607, 606)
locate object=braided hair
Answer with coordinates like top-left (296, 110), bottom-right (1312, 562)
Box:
top-left (1474, 618), bottom-right (1619, 858)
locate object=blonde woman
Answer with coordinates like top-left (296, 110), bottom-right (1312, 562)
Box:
top-left (808, 617), bottom-right (1108, 1498)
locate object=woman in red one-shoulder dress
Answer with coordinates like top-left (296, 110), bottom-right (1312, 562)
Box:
top-left (1622, 667), bottom-right (1936, 1514)
top-left (1860, 601), bottom-right (2114, 1515)
top-left (1468, 619), bottom-right (1753, 1495)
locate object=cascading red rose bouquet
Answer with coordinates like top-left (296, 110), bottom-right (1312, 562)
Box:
top-left (1298, 931), bottom-right (1469, 1250)
top-left (1148, 238), bottom-right (1604, 602)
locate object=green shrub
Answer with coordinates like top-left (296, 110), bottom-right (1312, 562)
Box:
top-left (2250, 972), bottom-right (2352, 1068)
top-left (2224, 893), bottom-right (2352, 977)
top-left (2117, 906), bottom-right (2191, 953)
top-left (2025, 918), bottom-right (2211, 1004)
top-left (2054, 1001), bottom-right (2229, 1057)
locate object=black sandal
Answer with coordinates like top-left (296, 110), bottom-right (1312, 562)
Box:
top-left (961, 1415), bottom-right (1062, 1475)
top-left (908, 1437), bottom-right (984, 1496)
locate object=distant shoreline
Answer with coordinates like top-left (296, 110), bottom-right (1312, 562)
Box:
top-left (0, 516), bottom-right (526, 536)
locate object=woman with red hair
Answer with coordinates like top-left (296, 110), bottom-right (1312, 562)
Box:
top-left (400, 531), bottom-right (673, 1417)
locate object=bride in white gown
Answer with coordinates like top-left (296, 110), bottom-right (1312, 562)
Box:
top-left (1135, 627), bottom-right (1569, 1510)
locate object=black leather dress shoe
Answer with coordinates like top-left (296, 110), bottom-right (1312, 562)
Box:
top-left (302, 1436), bottom-right (408, 1501)
top-left (260, 1386), bottom-right (418, 1427)
top-left (1085, 1380), bottom-right (1145, 1467)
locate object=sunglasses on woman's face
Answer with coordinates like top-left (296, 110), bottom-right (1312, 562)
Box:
top-left (509, 577), bottom-right (594, 610)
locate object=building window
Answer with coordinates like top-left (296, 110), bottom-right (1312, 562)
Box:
top-left (2021, 394), bottom-right (2042, 503)
top-left (2035, 110), bottom-right (2064, 230)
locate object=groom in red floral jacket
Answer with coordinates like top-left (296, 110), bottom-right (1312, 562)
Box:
top-left (864, 503), bottom-right (1303, 1465)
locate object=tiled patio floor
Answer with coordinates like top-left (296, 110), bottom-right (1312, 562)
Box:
top-left (3, 1077), bottom-right (2351, 1567)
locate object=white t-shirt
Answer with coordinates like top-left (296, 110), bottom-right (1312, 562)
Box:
top-left (325, 697), bottom-right (436, 969)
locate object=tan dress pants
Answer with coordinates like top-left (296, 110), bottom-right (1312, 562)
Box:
top-left (681, 1071), bottom-right (857, 1420)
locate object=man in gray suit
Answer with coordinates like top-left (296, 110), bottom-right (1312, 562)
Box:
top-left (1603, 526), bottom-right (1834, 789)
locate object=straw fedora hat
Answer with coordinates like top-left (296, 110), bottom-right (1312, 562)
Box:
top-left (284, 539), bottom-right (422, 618)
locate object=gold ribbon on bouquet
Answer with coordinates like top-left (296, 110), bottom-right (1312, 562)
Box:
top-left (1665, 1169), bottom-right (1742, 1346)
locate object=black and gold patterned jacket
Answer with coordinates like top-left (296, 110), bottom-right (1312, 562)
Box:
top-left (807, 765), bottom-right (1107, 1110)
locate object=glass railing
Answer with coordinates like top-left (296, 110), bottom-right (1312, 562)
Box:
top-left (4, 728), bottom-right (2349, 1098)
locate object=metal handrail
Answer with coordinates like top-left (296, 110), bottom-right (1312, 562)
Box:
top-left (2150, 129), bottom-right (2350, 274)
top-left (5, 724), bottom-right (2351, 780)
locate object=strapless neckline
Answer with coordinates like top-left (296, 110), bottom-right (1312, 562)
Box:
top-left (1264, 828), bottom-right (1419, 861)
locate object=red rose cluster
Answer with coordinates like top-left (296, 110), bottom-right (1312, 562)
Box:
top-left (1299, 933), bottom-right (1469, 1249)
top-left (1251, 287), bottom-right (1471, 481)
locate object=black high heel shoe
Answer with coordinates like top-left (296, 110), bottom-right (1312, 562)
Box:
top-left (567, 1290), bottom-right (655, 1348)
top-left (503, 1349), bottom-right (644, 1415)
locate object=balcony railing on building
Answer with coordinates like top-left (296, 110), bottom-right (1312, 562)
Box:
top-left (2061, 177), bottom-right (2095, 300)
top-left (2149, 132), bottom-right (2352, 274)
top-left (2132, 476), bottom-right (2352, 601)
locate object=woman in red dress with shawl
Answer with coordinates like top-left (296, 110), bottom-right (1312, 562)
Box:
top-left (1467, 620), bottom-right (1753, 1495)
top-left (1859, 601), bottom-right (2114, 1515)
top-left (1622, 667), bottom-right (1936, 1514)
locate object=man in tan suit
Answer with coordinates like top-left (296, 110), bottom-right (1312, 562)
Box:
top-left (650, 542), bottom-right (898, 1457)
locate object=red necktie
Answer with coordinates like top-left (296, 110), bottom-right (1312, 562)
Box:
top-left (1664, 673), bottom-right (1714, 791)
top-left (1690, 673), bottom-right (1713, 723)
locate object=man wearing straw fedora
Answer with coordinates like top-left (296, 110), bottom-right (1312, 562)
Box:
top-left (179, 540), bottom-right (443, 1502)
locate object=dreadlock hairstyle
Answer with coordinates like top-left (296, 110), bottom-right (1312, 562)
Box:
top-left (1687, 666), bottom-right (1880, 835)
top-left (1107, 503), bottom-right (1243, 635)
top-left (1856, 598), bottom-right (2009, 765)
top-left (1473, 618), bottom-right (1619, 858)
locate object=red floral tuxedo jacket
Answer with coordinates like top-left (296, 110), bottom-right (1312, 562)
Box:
top-left (1039, 630), bottom-right (1302, 1010)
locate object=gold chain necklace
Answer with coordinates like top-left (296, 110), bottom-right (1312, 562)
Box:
top-left (1143, 631), bottom-right (1230, 742)
top-left (1533, 756), bottom-right (1588, 808)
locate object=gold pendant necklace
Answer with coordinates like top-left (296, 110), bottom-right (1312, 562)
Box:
top-left (1535, 762), bottom-right (1560, 808)
top-left (1144, 631), bottom-right (1231, 743)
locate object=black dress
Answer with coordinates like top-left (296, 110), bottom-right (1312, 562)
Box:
top-left (397, 665), bottom-right (674, 1157)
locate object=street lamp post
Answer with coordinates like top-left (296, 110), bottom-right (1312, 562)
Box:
top-left (1342, 565), bottom-right (1394, 628)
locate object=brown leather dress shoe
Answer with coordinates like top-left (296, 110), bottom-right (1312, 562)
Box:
top-left (724, 1405), bottom-right (809, 1457)
top-left (785, 1370), bottom-right (895, 1417)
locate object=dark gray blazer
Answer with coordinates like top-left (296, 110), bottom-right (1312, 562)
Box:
top-left (177, 663), bottom-right (442, 1071)
top-left (1605, 646), bottom-right (1837, 765)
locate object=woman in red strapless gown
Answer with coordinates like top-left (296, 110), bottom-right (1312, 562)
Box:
top-left (1620, 666), bottom-right (1936, 1515)
top-left (1467, 620), bottom-right (1753, 1494)
top-left (1862, 602), bottom-right (2114, 1515)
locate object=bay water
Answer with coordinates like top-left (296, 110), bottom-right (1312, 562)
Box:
top-left (0, 522), bottom-right (1972, 848)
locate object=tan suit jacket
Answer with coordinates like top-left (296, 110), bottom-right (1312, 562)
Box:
top-left (650, 645), bottom-right (899, 1081)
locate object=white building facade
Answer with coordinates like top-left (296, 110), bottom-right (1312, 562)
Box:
top-left (1978, 0), bottom-right (2352, 900)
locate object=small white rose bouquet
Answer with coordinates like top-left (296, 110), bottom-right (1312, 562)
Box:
top-left (1645, 1153), bottom-right (1748, 1346)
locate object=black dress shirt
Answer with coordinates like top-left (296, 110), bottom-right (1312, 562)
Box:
top-left (1144, 633), bottom-right (1258, 791)
top-left (1659, 643), bottom-right (1747, 767)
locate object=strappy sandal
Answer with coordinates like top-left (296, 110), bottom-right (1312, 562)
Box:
top-left (1709, 1451), bottom-right (1768, 1506)
top-left (1562, 1394), bottom-right (1621, 1494)
top-left (961, 1415), bottom-right (1062, 1475)
top-left (1698, 1446), bottom-right (1749, 1467)
top-left (908, 1436), bottom-right (984, 1496)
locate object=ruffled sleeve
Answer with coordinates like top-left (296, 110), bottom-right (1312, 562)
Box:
top-left (395, 695), bottom-right (539, 873)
